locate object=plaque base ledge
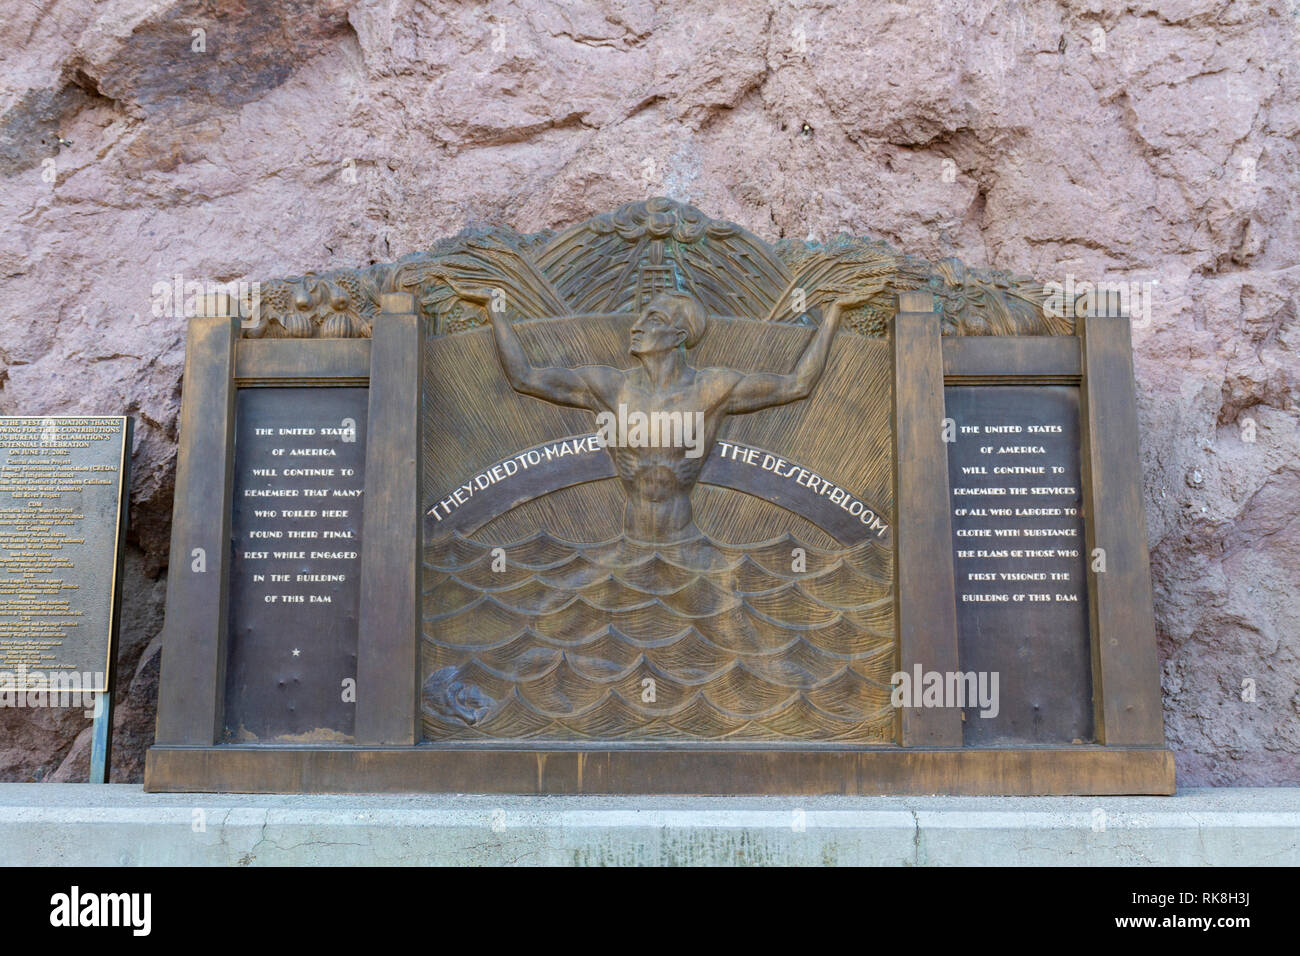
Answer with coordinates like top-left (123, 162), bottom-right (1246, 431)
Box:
top-left (145, 745), bottom-right (1175, 796)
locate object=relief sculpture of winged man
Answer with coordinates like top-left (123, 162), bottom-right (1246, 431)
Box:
top-left (453, 282), bottom-right (878, 543)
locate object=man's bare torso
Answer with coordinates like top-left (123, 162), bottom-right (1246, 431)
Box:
top-left (585, 364), bottom-right (739, 540)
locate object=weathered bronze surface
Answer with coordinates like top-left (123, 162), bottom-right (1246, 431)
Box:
top-left (145, 200), bottom-right (1174, 795)
top-left (144, 744), bottom-right (1176, 796)
top-left (418, 206), bottom-right (899, 745)
top-left (469, 285), bottom-right (877, 543)
top-left (0, 416), bottom-right (130, 693)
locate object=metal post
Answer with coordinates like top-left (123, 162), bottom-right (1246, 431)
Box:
top-left (89, 692), bottom-right (112, 783)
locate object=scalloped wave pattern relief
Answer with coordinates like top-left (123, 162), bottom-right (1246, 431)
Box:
top-left (420, 531), bottom-right (897, 743)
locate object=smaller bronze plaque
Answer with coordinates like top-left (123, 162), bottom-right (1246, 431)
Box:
top-left (0, 417), bottom-right (130, 693)
top-left (222, 388), bottom-right (367, 743)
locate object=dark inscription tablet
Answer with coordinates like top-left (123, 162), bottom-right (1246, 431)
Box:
top-left (223, 388), bottom-right (366, 743)
top-left (945, 386), bottom-right (1094, 745)
top-left (0, 417), bottom-right (128, 694)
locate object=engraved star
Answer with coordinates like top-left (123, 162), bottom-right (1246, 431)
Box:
top-left (292, 648), bottom-right (300, 657)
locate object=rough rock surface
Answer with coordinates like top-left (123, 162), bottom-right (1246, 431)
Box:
top-left (1, 0), bottom-right (1296, 785)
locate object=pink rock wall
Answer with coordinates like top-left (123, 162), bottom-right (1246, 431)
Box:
top-left (0, 0), bottom-right (1295, 784)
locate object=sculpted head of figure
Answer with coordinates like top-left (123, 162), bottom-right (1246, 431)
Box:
top-left (629, 291), bottom-right (707, 357)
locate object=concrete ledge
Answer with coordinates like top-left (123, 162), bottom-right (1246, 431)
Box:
top-left (0, 785), bottom-right (1295, 866)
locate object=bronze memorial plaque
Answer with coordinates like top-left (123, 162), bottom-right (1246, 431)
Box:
top-left (147, 198), bottom-right (1174, 795)
top-left (0, 417), bottom-right (130, 693)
